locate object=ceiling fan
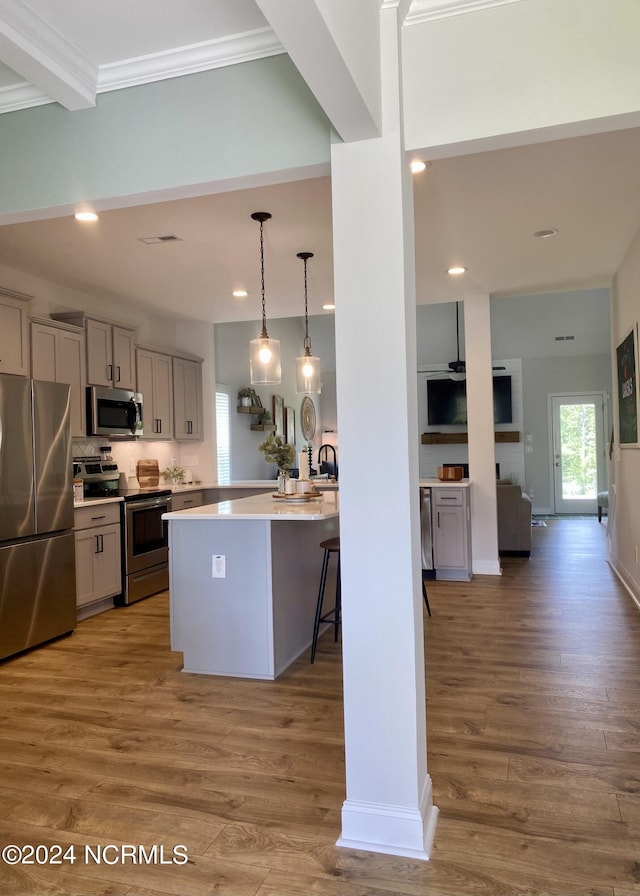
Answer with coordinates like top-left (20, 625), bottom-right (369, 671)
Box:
top-left (426, 301), bottom-right (505, 379)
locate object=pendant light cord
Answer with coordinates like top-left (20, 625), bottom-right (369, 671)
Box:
top-left (259, 217), bottom-right (268, 339)
top-left (251, 211), bottom-right (272, 340)
top-left (297, 251), bottom-right (314, 356)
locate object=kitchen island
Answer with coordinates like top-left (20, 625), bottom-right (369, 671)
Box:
top-left (164, 491), bottom-right (339, 679)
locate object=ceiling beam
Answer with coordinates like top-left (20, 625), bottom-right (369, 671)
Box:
top-left (0, 0), bottom-right (96, 110)
top-left (255, 0), bottom-right (382, 143)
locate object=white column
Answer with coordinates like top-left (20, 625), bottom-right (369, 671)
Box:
top-left (464, 294), bottom-right (501, 575)
top-left (330, 5), bottom-right (438, 860)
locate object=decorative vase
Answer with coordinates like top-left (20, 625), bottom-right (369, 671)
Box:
top-left (277, 469), bottom-right (289, 493)
top-left (241, 396), bottom-right (252, 407)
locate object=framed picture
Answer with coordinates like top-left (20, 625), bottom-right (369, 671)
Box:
top-left (616, 324), bottom-right (639, 447)
top-left (285, 406), bottom-right (295, 446)
top-left (272, 394), bottom-right (284, 438)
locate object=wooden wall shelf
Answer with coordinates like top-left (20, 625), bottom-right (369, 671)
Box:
top-left (237, 405), bottom-right (263, 414)
top-left (421, 431), bottom-right (520, 445)
top-left (250, 423), bottom-right (276, 432)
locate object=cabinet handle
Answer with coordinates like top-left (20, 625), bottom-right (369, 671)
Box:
top-left (99, 534), bottom-right (104, 553)
top-left (107, 364), bottom-right (113, 381)
top-left (91, 515), bottom-right (106, 521)
top-left (116, 366), bottom-right (121, 382)
top-left (437, 512), bottom-right (440, 528)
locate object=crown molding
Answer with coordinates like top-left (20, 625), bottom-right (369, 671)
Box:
top-left (0, 24), bottom-right (284, 113)
top-left (98, 27), bottom-right (284, 93)
top-left (0, 0), bottom-right (97, 108)
top-left (0, 76), bottom-right (48, 112)
top-left (405, 0), bottom-right (527, 25)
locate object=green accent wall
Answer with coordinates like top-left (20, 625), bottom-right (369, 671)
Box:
top-left (0, 55), bottom-right (332, 217)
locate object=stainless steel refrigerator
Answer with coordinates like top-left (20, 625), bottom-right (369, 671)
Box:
top-left (0, 375), bottom-right (76, 661)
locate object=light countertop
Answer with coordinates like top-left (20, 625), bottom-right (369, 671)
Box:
top-left (163, 490), bottom-right (339, 522)
top-left (74, 496), bottom-right (123, 509)
top-left (419, 478), bottom-right (471, 488)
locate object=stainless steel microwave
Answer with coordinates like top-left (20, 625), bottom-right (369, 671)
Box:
top-left (86, 386), bottom-right (143, 437)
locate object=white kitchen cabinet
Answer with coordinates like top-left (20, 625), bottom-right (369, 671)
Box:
top-left (171, 491), bottom-right (204, 511)
top-left (0, 289), bottom-right (30, 376)
top-left (52, 312), bottom-right (136, 389)
top-left (432, 486), bottom-right (472, 580)
top-left (173, 355), bottom-right (203, 440)
top-left (30, 317), bottom-right (86, 437)
top-left (136, 347), bottom-right (173, 439)
top-left (74, 503), bottom-right (122, 609)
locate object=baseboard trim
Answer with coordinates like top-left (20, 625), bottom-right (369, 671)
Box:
top-left (472, 559), bottom-right (502, 575)
top-left (336, 777), bottom-right (439, 860)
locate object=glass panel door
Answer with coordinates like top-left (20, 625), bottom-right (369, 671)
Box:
top-left (550, 394), bottom-right (605, 514)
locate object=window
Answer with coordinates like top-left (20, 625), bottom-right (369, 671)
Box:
top-left (215, 386), bottom-right (231, 484)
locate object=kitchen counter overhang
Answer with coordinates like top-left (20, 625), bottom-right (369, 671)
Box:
top-left (163, 490), bottom-right (339, 523)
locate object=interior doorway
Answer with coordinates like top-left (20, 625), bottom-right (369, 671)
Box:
top-left (549, 393), bottom-right (607, 514)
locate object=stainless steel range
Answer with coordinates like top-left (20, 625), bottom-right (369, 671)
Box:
top-left (74, 457), bottom-right (172, 605)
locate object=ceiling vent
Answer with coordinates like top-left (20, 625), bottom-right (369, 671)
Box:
top-left (138, 234), bottom-right (183, 244)
top-left (554, 335), bottom-right (575, 341)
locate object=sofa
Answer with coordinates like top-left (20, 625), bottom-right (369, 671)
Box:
top-left (496, 482), bottom-right (532, 556)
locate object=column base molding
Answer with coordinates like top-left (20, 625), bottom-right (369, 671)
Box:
top-left (336, 776), bottom-right (439, 860)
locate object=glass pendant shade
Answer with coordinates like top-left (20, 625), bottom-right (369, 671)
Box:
top-left (250, 335), bottom-right (281, 384)
top-left (295, 353), bottom-right (321, 393)
top-left (249, 211), bottom-right (281, 385)
top-left (295, 251), bottom-right (321, 394)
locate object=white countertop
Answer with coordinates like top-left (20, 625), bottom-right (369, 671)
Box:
top-left (419, 478), bottom-right (471, 488)
top-left (163, 490), bottom-right (340, 521)
top-left (74, 496), bottom-right (123, 508)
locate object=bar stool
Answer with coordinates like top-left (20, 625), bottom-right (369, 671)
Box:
top-left (310, 536), bottom-right (341, 663)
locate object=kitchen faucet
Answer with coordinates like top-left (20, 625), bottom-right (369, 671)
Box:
top-left (317, 444), bottom-right (338, 480)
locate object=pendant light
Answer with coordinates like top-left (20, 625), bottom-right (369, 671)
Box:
top-left (249, 211), bottom-right (281, 385)
top-left (295, 251), bottom-right (321, 394)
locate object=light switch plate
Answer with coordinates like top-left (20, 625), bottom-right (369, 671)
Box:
top-left (212, 554), bottom-right (226, 578)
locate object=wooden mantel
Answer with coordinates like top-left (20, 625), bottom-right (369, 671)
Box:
top-left (421, 431), bottom-right (520, 445)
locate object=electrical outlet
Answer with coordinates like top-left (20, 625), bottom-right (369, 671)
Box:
top-left (212, 555), bottom-right (226, 578)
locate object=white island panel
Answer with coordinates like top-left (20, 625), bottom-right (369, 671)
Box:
top-left (166, 492), bottom-right (339, 679)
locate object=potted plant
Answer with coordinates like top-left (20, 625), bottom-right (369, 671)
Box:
top-left (258, 432), bottom-right (295, 490)
top-left (238, 387), bottom-right (254, 408)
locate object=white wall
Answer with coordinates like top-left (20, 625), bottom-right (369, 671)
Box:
top-left (402, 0), bottom-right (640, 156)
top-left (610, 229), bottom-right (640, 604)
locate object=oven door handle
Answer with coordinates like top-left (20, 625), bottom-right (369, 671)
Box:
top-left (126, 498), bottom-right (171, 512)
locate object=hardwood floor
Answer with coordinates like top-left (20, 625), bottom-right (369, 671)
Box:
top-left (0, 519), bottom-right (637, 896)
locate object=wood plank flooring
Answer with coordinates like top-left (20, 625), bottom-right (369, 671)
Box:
top-left (0, 518), bottom-right (637, 896)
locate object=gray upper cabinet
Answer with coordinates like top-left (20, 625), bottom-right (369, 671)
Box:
top-left (0, 289), bottom-right (30, 377)
top-left (52, 312), bottom-right (136, 390)
top-left (30, 317), bottom-right (86, 438)
top-left (136, 347), bottom-right (174, 440)
top-left (173, 355), bottom-right (203, 441)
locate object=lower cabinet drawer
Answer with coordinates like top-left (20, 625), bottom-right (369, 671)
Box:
top-left (434, 488), bottom-right (463, 506)
top-left (171, 491), bottom-right (203, 511)
top-left (75, 503), bottom-right (121, 531)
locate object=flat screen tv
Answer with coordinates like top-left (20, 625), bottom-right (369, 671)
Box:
top-left (427, 375), bottom-right (512, 425)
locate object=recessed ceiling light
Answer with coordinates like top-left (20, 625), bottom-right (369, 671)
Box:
top-left (232, 289), bottom-right (248, 298)
top-left (447, 266), bottom-right (467, 275)
top-left (74, 211), bottom-right (99, 222)
top-left (322, 303), bottom-right (335, 311)
top-left (410, 159), bottom-right (430, 174)
top-left (533, 228), bottom-right (558, 239)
